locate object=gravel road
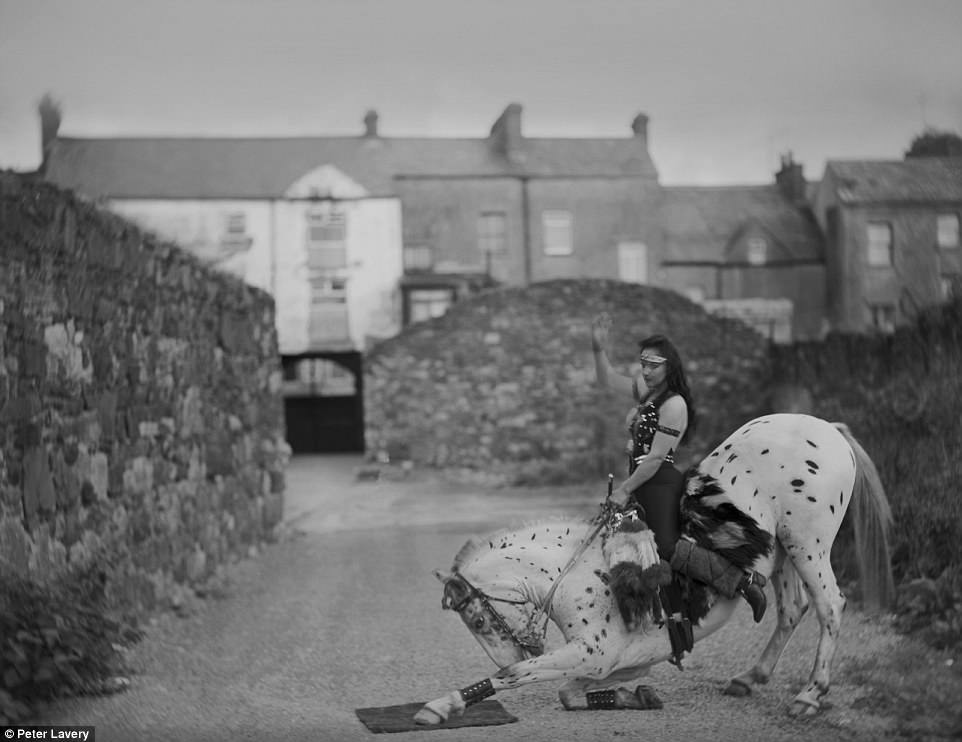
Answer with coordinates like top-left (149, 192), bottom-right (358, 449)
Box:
top-left (34, 455), bottom-right (962, 741)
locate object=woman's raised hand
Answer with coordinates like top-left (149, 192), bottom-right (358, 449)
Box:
top-left (591, 312), bottom-right (612, 351)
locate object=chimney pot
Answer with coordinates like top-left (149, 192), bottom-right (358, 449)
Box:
top-left (38, 93), bottom-right (62, 168)
top-left (631, 113), bottom-right (649, 141)
top-left (775, 152), bottom-right (807, 204)
top-left (364, 109), bottom-right (379, 137)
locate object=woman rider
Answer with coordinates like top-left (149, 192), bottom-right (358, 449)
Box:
top-left (591, 312), bottom-right (766, 624)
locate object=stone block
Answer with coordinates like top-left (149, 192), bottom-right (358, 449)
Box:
top-left (23, 444), bottom-right (56, 517)
top-left (89, 452), bottom-right (109, 500)
top-left (262, 491), bottom-right (283, 529)
top-left (0, 516), bottom-right (32, 573)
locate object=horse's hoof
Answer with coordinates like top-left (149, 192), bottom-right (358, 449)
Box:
top-left (723, 678), bottom-right (752, 697)
top-left (414, 708), bottom-right (444, 725)
top-left (787, 699), bottom-right (820, 717)
top-left (558, 689), bottom-right (578, 710)
top-left (634, 685), bottom-right (663, 709)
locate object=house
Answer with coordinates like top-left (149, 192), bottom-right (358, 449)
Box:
top-left (39, 110), bottom-right (406, 453)
top-left (812, 157), bottom-right (962, 332)
top-left (392, 104), bottom-right (661, 322)
top-left (658, 155), bottom-right (826, 342)
top-left (38, 102), bottom-right (833, 450)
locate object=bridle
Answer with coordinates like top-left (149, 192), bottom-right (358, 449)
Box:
top-left (443, 477), bottom-right (621, 660)
top-left (443, 571), bottom-right (547, 658)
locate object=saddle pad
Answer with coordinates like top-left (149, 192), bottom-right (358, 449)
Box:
top-left (355, 700), bottom-right (518, 733)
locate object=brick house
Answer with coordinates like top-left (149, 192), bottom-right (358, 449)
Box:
top-left (811, 157), bottom-right (962, 332)
top-left (658, 156), bottom-right (826, 342)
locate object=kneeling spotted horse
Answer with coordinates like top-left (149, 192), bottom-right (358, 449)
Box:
top-left (414, 414), bottom-right (894, 724)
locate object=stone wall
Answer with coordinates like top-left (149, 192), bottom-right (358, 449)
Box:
top-left (0, 173), bottom-right (287, 614)
top-left (365, 279), bottom-right (773, 484)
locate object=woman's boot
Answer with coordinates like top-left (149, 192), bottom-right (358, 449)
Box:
top-left (670, 537), bottom-right (767, 623)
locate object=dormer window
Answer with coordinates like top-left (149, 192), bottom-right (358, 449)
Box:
top-left (746, 237), bottom-right (767, 265)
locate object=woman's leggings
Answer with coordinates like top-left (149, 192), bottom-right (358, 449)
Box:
top-left (629, 462), bottom-right (684, 561)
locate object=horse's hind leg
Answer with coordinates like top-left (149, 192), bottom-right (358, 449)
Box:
top-left (726, 544), bottom-right (810, 697)
top-left (783, 547), bottom-right (846, 716)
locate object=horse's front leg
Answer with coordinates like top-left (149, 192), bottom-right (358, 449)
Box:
top-left (414, 640), bottom-right (604, 725)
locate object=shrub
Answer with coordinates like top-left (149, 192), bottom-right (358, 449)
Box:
top-left (0, 558), bottom-right (143, 724)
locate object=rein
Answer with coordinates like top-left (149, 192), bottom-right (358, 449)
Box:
top-left (450, 476), bottom-right (618, 659)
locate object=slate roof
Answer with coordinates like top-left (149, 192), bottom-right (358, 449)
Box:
top-left (659, 185), bottom-right (824, 263)
top-left (825, 158), bottom-right (962, 204)
top-left (43, 133), bottom-right (658, 200)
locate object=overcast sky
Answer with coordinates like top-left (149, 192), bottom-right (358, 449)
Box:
top-left (1, 0), bottom-right (960, 185)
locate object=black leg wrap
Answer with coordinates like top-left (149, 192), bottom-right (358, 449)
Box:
top-left (586, 689), bottom-right (619, 709)
top-left (459, 679), bottom-right (495, 706)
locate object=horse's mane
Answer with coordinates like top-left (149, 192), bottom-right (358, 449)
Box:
top-left (452, 515), bottom-right (591, 570)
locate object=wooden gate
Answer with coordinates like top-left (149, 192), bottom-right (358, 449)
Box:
top-left (281, 352), bottom-right (364, 454)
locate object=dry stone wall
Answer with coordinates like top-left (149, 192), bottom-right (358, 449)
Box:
top-left (0, 173), bottom-right (287, 614)
top-left (365, 279), bottom-right (773, 485)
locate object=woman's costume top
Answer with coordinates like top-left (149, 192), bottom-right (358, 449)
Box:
top-left (626, 390), bottom-right (680, 474)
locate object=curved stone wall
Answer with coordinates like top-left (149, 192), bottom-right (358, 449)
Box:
top-left (0, 173), bottom-right (287, 613)
top-left (365, 279), bottom-right (772, 484)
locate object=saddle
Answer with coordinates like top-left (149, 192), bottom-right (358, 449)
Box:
top-left (602, 507), bottom-right (712, 670)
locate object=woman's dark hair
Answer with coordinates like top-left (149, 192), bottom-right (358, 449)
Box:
top-left (638, 334), bottom-right (697, 442)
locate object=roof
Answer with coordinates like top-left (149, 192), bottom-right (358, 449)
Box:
top-left (825, 158), bottom-right (962, 204)
top-left (43, 133), bottom-right (658, 200)
top-left (659, 184), bottom-right (824, 263)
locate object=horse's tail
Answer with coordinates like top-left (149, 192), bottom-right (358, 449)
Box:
top-left (833, 422), bottom-right (896, 612)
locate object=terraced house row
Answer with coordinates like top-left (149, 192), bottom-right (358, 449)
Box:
top-left (34, 101), bottom-right (962, 451)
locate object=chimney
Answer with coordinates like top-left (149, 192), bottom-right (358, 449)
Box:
top-left (489, 103), bottom-right (524, 163)
top-left (363, 109), bottom-right (379, 137)
top-left (38, 93), bottom-right (62, 170)
top-left (631, 113), bottom-right (649, 145)
top-left (775, 152), bottom-right (807, 204)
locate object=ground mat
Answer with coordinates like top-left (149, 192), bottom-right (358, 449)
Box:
top-left (355, 700), bottom-right (518, 733)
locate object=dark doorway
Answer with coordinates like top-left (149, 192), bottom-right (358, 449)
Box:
top-left (281, 352), bottom-right (364, 453)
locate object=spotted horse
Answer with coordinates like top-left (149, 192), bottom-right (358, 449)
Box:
top-left (414, 414), bottom-right (895, 724)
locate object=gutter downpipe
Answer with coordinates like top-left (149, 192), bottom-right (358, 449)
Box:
top-left (520, 175), bottom-right (532, 284)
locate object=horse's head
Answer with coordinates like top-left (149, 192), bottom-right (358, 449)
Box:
top-left (434, 569), bottom-right (544, 667)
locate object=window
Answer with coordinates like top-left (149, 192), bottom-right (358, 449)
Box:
top-left (870, 303), bottom-right (896, 333)
top-left (306, 209), bottom-right (347, 269)
top-left (478, 212), bottom-right (507, 254)
top-left (617, 241), bottom-right (648, 283)
top-left (866, 222), bottom-right (893, 266)
top-left (542, 210), bottom-right (573, 256)
top-left (403, 243), bottom-right (434, 273)
top-left (226, 213), bottom-right (246, 234)
top-left (746, 237), bottom-right (767, 265)
top-left (308, 275), bottom-right (346, 304)
top-left (937, 214), bottom-right (960, 248)
top-left (409, 289), bottom-right (454, 323)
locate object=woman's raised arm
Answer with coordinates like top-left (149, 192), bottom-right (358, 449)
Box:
top-left (591, 313), bottom-right (638, 401)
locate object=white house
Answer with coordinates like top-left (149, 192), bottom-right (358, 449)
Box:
top-left (41, 111), bottom-right (405, 452)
